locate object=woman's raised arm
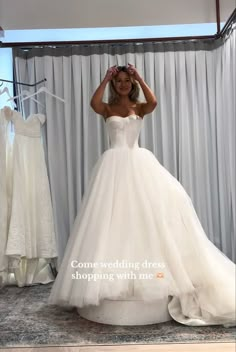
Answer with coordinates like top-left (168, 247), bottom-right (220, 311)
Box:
top-left (127, 63), bottom-right (157, 117)
top-left (90, 66), bottom-right (118, 117)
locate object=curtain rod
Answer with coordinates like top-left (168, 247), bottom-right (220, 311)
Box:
top-left (220, 8), bottom-right (236, 36)
top-left (0, 34), bottom-right (218, 48)
top-left (0, 78), bottom-right (47, 86)
top-left (216, 0), bottom-right (221, 34)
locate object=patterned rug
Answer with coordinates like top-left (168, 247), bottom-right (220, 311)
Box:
top-left (0, 283), bottom-right (235, 348)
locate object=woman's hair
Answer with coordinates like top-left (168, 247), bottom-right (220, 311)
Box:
top-left (108, 66), bottom-right (140, 104)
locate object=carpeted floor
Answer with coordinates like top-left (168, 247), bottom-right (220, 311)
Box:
top-left (0, 283), bottom-right (235, 348)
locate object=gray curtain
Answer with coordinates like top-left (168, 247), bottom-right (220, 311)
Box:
top-left (13, 27), bottom-right (236, 265)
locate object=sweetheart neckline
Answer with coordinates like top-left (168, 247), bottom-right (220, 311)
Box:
top-left (105, 115), bottom-right (142, 123)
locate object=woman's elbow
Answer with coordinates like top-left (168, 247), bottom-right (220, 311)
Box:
top-left (90, 98), bottom-right (95, 109)
top-left (152, 95), bottom-right (158, 106)
top-left (151, 100), bottom-right (157, 111)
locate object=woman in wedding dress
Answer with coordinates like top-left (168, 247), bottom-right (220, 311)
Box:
top-left (49, 64), bottom-right (235, 327)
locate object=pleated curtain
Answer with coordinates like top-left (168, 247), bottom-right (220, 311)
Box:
top-left (13, 26), bottom-right (236, 265)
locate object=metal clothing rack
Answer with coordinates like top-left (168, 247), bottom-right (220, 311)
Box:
top-left (0, 78), bottom-right (47, 87)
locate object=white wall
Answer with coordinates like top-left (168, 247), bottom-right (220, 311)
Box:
top-left (0, 0), bottom-right (235, 30)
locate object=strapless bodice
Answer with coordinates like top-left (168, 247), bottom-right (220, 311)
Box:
top-left (10, 111), bottom-right (46, 138)
top-left (105, 115), bottom-right (143, 149)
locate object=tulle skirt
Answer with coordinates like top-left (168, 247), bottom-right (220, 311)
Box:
top-left (49, 147), bottom-right (236, 327)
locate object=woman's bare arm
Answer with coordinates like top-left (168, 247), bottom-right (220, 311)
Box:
top-left (90, 66), bottom-right (117, 117)
top-left (127, 64), bottom-right (157, 116)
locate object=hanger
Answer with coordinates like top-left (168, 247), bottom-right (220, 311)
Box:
top-left (0, 86), bottom-right (13, 100)
top-left (0, 87), bottom-right (16, 108)
top-left (7, 90), bottom-right (45, 108)
top-left (21, 87), bottom-right (65, 103)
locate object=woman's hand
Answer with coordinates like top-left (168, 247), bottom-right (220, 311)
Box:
top-left (127, 63), bottom-right (142, 81)
top-left (104, 65), bottom-right (118, 82)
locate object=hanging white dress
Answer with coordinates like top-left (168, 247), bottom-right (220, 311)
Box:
top-left (6, 111), bottom-right (58, 266)
top-left (49, 115), bottom-right (235, 327)
top-left (0, 108), bottom-right (12, 287)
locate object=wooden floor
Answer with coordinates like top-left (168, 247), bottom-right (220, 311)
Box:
top-left (0, 343), bottom-right (235, 352)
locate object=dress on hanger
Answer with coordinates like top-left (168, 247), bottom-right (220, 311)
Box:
top-left (6, 111), bottom-right (57, 271)
top-left (0, 109), bottom-right (12, 287)
top-left (49, 115), bottom-right (235, 327)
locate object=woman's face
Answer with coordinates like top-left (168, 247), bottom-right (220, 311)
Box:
top-left (113, 71), bottom-right (132, 96)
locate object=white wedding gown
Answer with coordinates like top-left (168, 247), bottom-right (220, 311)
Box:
top-left (49, 115), bottom-right (235, 327)
top-left (0, 109), bottom-right (11, 286)
top-left (4, 111), bottom-right (57, 286)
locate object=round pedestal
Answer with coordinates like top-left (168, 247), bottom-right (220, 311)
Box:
top-left (78, 297), bottom-right (172, 325)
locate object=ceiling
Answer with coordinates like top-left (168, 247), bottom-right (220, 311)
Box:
top-left (0, 0), bottom-right (235, 30)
